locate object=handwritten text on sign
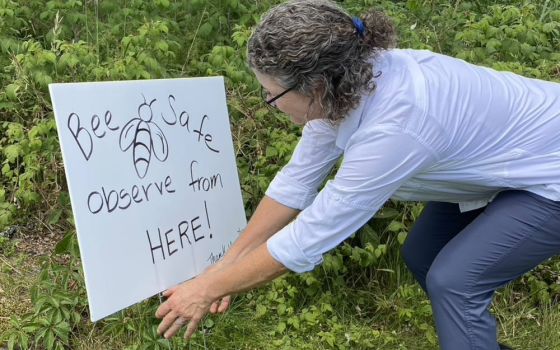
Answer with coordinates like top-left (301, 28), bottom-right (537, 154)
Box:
top-left (49, 77), bottom-right (246, 322)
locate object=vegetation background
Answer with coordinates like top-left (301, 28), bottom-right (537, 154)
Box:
top-left (1, 0), bottom-right (559, 349)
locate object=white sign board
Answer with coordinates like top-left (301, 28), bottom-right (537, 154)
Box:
top-left (49, 77), bottom-right (247, 321)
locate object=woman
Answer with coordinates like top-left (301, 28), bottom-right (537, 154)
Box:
top-left (155, 1), bottom-right (560, 349)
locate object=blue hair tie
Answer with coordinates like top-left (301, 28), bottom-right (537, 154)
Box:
top-left (352, 17), bottom-right (365, 38)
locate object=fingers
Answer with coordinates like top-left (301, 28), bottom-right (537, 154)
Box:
top-left (209, 296), bottom-right (230, 314)
top-left (217, 296), bottom-right (231, 313)
top-left (162, 286), bottom-right (177, 297)
top-left (157, 311), bottom-right (179, 336)
top-left (163, 316), bottom-right (187, 339)
top-left (209, 301), bottom-right (219, 314)
top-left (184, 316), bottom-right (202, 341)
top-left (155, 300), bottom-right (171, 319)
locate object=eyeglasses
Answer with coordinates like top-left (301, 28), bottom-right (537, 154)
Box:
top-left (261, 85), bottom-right (296, 107)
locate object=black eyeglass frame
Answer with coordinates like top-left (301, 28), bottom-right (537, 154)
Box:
top-left (262, 85), bottom-right (296, 106)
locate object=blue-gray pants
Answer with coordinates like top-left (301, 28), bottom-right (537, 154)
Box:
top-left (401, 190), bottom-right (560, 350)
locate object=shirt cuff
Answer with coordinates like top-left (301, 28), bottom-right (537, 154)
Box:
top-left (265, 171), bottom-right (318, 210)
top-left (267, 222), bottom-right (322, 273)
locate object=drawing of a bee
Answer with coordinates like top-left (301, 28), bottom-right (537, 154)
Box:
top-left (119, 95), bottom-right (169, 179)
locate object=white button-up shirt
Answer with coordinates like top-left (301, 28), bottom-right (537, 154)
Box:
top-left (266, 49), bottom-right (560, 273)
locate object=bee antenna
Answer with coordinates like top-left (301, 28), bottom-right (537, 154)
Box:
top-left (149, 98), bottom-right (157, 106)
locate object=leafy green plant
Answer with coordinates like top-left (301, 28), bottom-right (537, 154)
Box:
top-left (2, 0), bottom-right (560, 349)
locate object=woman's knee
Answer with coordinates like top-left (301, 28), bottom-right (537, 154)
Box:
top-left (425, 259), bottom-right (466, 298)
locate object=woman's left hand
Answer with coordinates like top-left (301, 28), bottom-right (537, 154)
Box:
top-left (155, 277), bottom-right (214, 340)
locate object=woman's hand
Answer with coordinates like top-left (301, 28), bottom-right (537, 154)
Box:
top-left (155, 243), bottom-right (287, 340)
top-left (209, 295), bottom-right (231, 314)
top-left (155, 277), bottom-right (214, 340)
top-left (203, 261), bottom-right (232, 314)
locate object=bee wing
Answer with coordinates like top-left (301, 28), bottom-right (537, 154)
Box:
top-left (119, 118), bottom-right (140, 151)
top-left (150, 122), bottom-right (169, 161)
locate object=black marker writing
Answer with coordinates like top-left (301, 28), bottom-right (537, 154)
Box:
top-left (105, 111), bottom-right (119, 131)
top-left (164, 94), bottom-right (192, 130)
top-left (91, 114), bottom-right (106, 138)
top-left (157, 95), bottom-right (223, 155)
top-left (119, 95), bottom-right (169, 179)
top-left (164, 227), bottom-right (178, 257)
top-left (162, 94), bottom-right (178, 125)
top-left (146, 228), bottom-right (165, 264)
top-left (204, 200), bottom-right (211, 229)
top-left (86, 175), bottom-right (175, 215)
top-left (193, 115), bottom-right (219, 153)
top-left (67, 110), bottom-right (120, 161)
top-left (178, 220), bottom-right (192, 248)
top-left (68, 113), bottom-right (93, 161)
top-left (191, 216), bottom-right (204, 242)
top-left (145, 200), bottom-right (213, 265)
top-left (207, 241), bottom-right (234, 265)
top-left (188, 160), bottom-right (223, 192)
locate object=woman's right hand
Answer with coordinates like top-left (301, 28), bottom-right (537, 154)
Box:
top-left (202, 197), bottom-right (299, 314)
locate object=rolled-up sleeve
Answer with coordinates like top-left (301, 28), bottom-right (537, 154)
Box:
top-left (265, 119), bottom-right (343, 210)
top-left (267, 127), bottom-right (439, 273)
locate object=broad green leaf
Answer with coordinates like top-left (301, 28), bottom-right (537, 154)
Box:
top-left (5, 84), bottom-right (18, 100)
top-left (397, 231), bottom-right (408, 245)
top-left (387, 220), bottom-right (405, 232)
top-left (4, 144), bottom-right (21, 163)
top-left (255, 304), bottom-right (267, 318)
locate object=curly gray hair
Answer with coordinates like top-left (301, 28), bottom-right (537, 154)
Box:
top-left (248, 0), bottom-right (397, 123)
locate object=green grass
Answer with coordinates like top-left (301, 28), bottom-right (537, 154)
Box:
top-left (2, 234), bottom-right (560, 349)
top-left (0, 239), bottom-right (37, 338)
top-left (1, 0), bottom-right (560, 349)
top-left (495, 287), bottom-right (560, 350)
